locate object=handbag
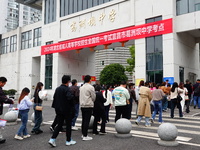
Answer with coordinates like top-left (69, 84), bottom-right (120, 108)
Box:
top-left (35, 91), bottom-right (43, 111)
top-left (35, 105), bottom-right (43, 111)
top-left (185, 95), bottom-right (189, 100)
top-left (177, 89), bottom-right (182, 102)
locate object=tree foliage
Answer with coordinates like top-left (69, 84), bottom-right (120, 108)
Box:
top-left (100, 63), bottom-right (128, 85)
top-left (126, 45), bottom-right (135, 75)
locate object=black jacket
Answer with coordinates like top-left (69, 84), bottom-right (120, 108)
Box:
top-left (70, 85), bottom-right (79, 104)
top-left (94, 91), bottom-right (106, 111)
top-left (0, 87), bottom-right (13, 115)
top-left (52, 84), bottom-right (75, 114)
top-left (184, 84), bottom-right (192, 95)
top-left (193, 83), bottom-right (200, 96)
top-left (33, 90), bottom-right (42, 104)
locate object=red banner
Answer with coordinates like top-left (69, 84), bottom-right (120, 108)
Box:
top-left (41, 18), bottom-right (173, 55)
top-left (82, 76), bottom-right (96, 81)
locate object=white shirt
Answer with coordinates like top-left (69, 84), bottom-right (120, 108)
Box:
top-left (103, 90), bottom-right (113, 106)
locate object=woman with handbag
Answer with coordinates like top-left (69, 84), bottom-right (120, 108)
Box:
top-left (170, 82), bottom-right (184, 118)
top-left (15, 87), bottom-right (33, 140)
top-left (31, 82), bottom-right (44, 134)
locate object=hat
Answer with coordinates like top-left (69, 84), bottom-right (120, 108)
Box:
top-left (197, 79), bottom-right (200, 81)
top-left (186, 79), bottom-right (189, 82)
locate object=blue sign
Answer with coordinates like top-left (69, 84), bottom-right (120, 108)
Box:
top-left (163, 77), bottom-right (174, 85)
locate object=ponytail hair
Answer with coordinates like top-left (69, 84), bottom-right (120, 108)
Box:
top-left (18, 87), bottom-right (30, 103)
top-left (105, 85), bottom-right (111, 98)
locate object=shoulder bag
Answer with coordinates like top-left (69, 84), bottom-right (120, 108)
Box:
top-left (177, 88), bottom-right (182, 102)
top-left (35, 91), bottom-right (43, 111)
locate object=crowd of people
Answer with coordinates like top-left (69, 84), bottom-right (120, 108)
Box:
top-left (0, 75), bottom-right (199, 147)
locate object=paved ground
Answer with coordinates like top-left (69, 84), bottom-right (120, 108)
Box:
top-left (1, 100), bottom-right (200, 150)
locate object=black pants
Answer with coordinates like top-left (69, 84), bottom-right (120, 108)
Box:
top-left (51, 114), bottom-right (58, 129)
top-left (127, 98), bottom-right (133, 119)
top-left (81, 108), bottom-right (93, 137)
top-left (170, 99), bottom-right (183, 118)
top-left (115, 105), bottom-right (128, 122)
top-left (93, 109), bottom-right (106, 133)
top-left (104, 104), bottom-right (111, 122)
top-left (185, 94), bottom-right (191, 113)
top-left (51, 111), bottom-right (72, 141)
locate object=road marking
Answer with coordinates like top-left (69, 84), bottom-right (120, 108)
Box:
top-left (100, 129), bottom-right (200, 147)
top-left (38, 110), bottom-right (200, 147)
top-left (109, 110), bottom-right (200, 120)
top-left (72, 122), bottom-right (191, 142)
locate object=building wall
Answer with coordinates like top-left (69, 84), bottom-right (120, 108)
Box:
top-left (95, 47), bottom-right (132, 81)
top-left (0, 21), bottom-right (42, 97)
top-left (0, 0), bottom-right (8, 34)
top-left (1, 0), bottom-right (200, 99)
top-left (134, 0), bottom-right (200, 83)
top-left (0, 0), bottom-right (41, 34)
top-left (59, 0), bottom-right (134, 41)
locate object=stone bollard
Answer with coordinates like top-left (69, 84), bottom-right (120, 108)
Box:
top-left (31, 113), bottom-right (43, 126)
top-left (157, 123), bottom-right (179, 146)
top-left (115, 118), bottom-right (132, 138)
top-left (4, 111), bottom-right (18, 125)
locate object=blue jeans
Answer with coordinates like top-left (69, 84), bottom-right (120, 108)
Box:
top-left (136, 116), bottom-right (150, 125)
top-left (193, 96), bottom-right (200, 108)
top-left (17, 109), bottom-right (29, 136)
top-left (162, 95), bottom-right (168, 110)
top-left (32, 103), bottom-right (42, 132)
top-left (152, 100), bottom-right (162, 122)
top-left (71, 104), bottom-right (79, 126)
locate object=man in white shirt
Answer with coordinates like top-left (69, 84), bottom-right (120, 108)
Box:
top-left (112, 81), bottom-right (130, 122)
top-left (80, 75), bottom-right (96, 141)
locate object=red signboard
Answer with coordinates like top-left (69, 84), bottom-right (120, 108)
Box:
top-left (82, 76), bottom-right (96, 81)
top-left (41, 18), bottom-right (173, 55)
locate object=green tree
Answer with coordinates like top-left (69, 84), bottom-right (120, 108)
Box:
top-left (126, 45), bottom-right (135, 75)
top-left (100, 63), bottom-right (128, 85)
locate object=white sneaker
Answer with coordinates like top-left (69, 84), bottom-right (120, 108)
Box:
top-left (23, 134), bottom-right (31, 138)
top-left (48, 139), bottom-right (56, 147)
top-left (72, 126), bottom-right (78, 131)
top-left (14, 135), bottom-right (23, 140)
top-left (66, 139), bottom-right (76, 146)
top-left (145, 124), bottom-right (151, 127)
top-left (82, 136), bottom-right (93, 141)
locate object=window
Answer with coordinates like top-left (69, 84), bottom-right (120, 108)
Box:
top-left (146, 16), bottom-right (163, 83)
top-left (179, 67), bottom-right (184, 82)
top-left (45, 41), bottom-right (53, 89)
top-left (10, 35), bottom-right (17, 52)
top-left (45, 0), bottom-right (56, 24)
top-left (33, 27), bottom-right (42, 47)
top-left (60, 0), bottom-right (113, 17)
top-left (21, 30), bottom-right (32, 50)
top-left (177, 0), bottom-right (200, 15)
top-left (1, 38), bottom-right (9, 54)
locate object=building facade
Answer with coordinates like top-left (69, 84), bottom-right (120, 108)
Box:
top-left (0, 0), bottom-right (41, 34)
top-left (0, 0), bottom-right (200, 99)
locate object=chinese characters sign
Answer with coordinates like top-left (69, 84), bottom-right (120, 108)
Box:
top-left (70, 9), bottom-right (116, 32)
top-left (41, 18), bottom-right (173, 55)
top-left (82, 76), bottom-right (96, 81)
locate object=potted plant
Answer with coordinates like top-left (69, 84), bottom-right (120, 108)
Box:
top-left (7, 89), bottom-right (17, 99)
